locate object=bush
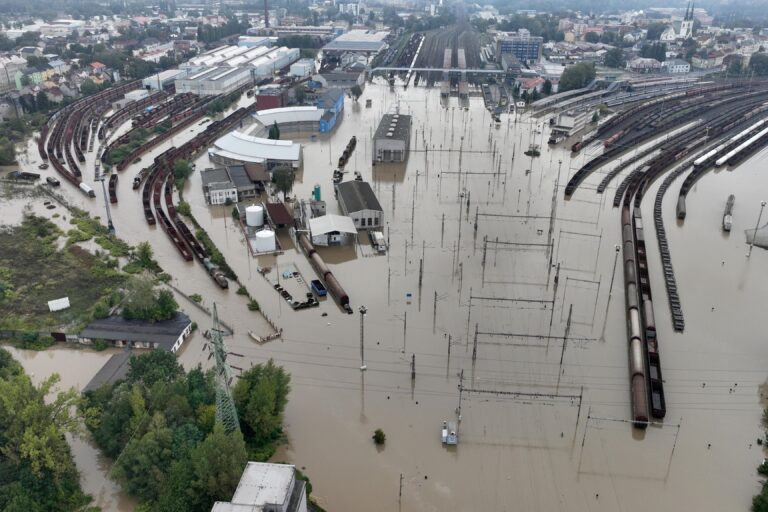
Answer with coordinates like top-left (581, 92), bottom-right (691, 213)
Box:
top-left (236, 286), bottom-right (249, 296)
top-left (93, 339), bottom-right (109, 351)
top-left (156, 272), bottom-right (172, 283)
top-left (177, 201), bottom-right (191, 217)
top-left (190, 322), bottom-right (198, 332)
top-left (373, 429), bottom-right (386, 445)
top-left (190, 294), bottom-right (203, 303)
top-left (67, 229), bottom-right (92, 244)
top-left (122, 261), bottom-right (143, 274)
top-left (247, 299), bottom-right (260, 311)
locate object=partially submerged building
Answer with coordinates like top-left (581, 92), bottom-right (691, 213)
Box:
top-left (78, 313), bottom-right (193, 353)
top-left (372, 113), bottom-right (412, 163)
top-left (212, 462), bottom-right (307, 512)
top-left (309, 214), bottom-right (357, 246)
top-left (336, 180), bottom-right (383, 229)
top-left (209, 131), bottom-right (302, 170)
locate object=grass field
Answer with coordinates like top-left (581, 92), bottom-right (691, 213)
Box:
top-left (0, 214), bottom-right (126, 332)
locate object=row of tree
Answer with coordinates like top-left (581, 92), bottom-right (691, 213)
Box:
top-left (0, 348), bottom-right (94, 511)
top-left (82, 352), bottom-right (291, 510)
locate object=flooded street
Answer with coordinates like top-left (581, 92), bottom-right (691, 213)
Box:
top-left (6, 80), bottom-right (768, 511)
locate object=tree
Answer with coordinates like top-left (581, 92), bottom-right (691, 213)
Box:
top-left (135, 241), bottom-right (155, 269)
top-left (350, 84), bottom-right (362, 101)
top-left (0, 350), bottom-right (91, 511)
top-left (173, 159), bottom-right (192, 190)
top-left (373, 428), bottom-right (386, 445)
top-left (585, 32), bottom-right (600, 43)
top-left (190, 423), bottom-right (248, 508)
top-left (268, 121), bottom-right (280, 140)
top-left (604, 47), bottom-right (626, 68)
top-left (0, 137), bottom-right (16, 165)
top-left (271, 168), bottom-right (295, 200)
top-left (233, 360), bottom-right (291, 447)
top-left (112, 412), bottom-right (175, 501)
top-left (727, 60), bottom-right (743, 76)
top-left (121, 275), bottom-right (178, 322)
top-left (646, 22), bottom-right (668, 41)
top-left (80, 78), bottom-right (100, 95)
top-left (558, 62), bottom-right (596, 93)
top-left (35, 90), bottom-right (50, 112)
top-left (749, 53), bottom-right (768, 76)
top-left (542, 79), bottom-right (552, 95)
top-left (127, 350), bottom-right (184, 387)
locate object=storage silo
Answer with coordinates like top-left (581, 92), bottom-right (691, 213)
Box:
top-left (245, 204), bottom-right (264, 227)
top-left (254, 229), bottom-right (276, 252)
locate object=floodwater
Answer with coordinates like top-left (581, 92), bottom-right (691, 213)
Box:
top-left (6, 80), bottom-right (768, 511)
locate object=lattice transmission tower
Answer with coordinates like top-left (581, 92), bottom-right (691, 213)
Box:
top-left (208, 303), bottom-right (240, 433)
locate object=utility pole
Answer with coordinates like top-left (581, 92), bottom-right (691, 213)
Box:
top-left (457, 369), bottom-right (464, 419)
top-left (748, 200), bottom-right (766, 257)
top-left (359, 305), bottom-right (367, 371)
top-left (209, 304), bottom-right (240, 433)
top-left (600, 245), bottom-right (621, 342)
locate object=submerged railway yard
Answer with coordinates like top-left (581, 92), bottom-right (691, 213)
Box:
top-left (9, 70), bottom-right (768, 510)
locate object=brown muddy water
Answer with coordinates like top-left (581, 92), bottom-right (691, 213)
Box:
top-left (4, 81), bottom-right (768, 511)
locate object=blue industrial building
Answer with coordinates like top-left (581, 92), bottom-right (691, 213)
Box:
top-left (316, 89), bottom-right (344, 133)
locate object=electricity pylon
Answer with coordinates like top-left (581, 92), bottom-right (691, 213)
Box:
top-left (209, 303), bottom-right (240, 433)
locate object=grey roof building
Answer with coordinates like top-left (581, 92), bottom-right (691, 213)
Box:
top-left (336, 180), bottom-right (383, 229)
top-left (372, 113), bottom-right (412, 163)
top-left (83, 351), bottom-right (132, 393)
top-left (79, 312), bottom-right (193, 353)
top-left (201, 167), bottom-right (238, 205)
top-left (227, 164), bottom-right (257, 199)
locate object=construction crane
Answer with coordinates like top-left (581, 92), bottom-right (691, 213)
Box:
top-left (208, 303), bottom-right (240, 433)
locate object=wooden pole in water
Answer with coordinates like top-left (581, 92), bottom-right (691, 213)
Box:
top-left (403, 311), bottom-right (407, 352)
top-left (411, 354), bottom-right (415, 380)
top-left (441, 213), bottom-right (445, 247)
top-left (472, 323), bottom-right (478, 361)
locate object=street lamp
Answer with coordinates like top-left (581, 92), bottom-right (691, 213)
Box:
top-left (359, 305), bottom-right (367, 371)
top-left (748, 200), bottom-right (767, 258)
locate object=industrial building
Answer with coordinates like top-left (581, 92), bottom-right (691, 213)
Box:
top-left (201, 167), bottom-right (238, 205)
top-left (182, 45), bottom-right (300, 78)
top-left (290, 58), bottom-right (316, 77)
top-left (212, 462), bottom-right (307, 512)
top-left (311, 71), bottom-right (364, 91)
top-left (495, 32), bottom-right (543, 63)
top-left (309, 214), bottom-right (358, 246)
top-left (548, 110), bottom-right (593, 143)
top-left (175, 66), bottom-right (252, 96)
top-left (336, 180), bottom-right (383, 229)
top-left (78, 313), bottom-right (193, 353)
top-left (201, 165), bottom-right (259, 205)
top-left (322, 29), bottom-right (389, 54)
top-left (254, 107), bottom-right (325, 134)
top-left (209, 130), bottom-right (302, 169)
top-left (141, 69), bottom-right (189, 91)
top-left (372, 113), bottom-right (412, 163)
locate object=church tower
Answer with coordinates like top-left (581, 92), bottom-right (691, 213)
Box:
top-left (679, 2), bottom-right (694, 39)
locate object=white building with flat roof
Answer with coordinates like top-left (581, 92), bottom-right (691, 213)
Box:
top-left (211, 462), bottom-right (307, 512)
top-left (209, 130), bottom-right (302, 169)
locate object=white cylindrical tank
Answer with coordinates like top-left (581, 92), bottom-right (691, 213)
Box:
top-left (245, 205), bottom-right (264, 227)
top-left (254, 229), bottom-right (276, 252)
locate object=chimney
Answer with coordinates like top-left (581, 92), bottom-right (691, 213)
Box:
top-left (264, 0), bottom-right (270, 28)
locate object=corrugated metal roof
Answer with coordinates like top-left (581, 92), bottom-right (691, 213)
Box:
top-left (337, 181), bottom-right (383, 214)
top-left (211, 131), bottom-right (301, 163)
top-left (309, 214), bottom-right (357, 235)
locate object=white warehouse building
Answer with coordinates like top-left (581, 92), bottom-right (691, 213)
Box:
top-left (175, 66), bottom-right (252, 96)
top-left (183, 45), bottom-right (300, 79)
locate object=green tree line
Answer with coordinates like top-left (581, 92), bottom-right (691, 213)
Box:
top-left (0, 348), bottom-right (95, 511)
top-left (82, 352), bottom-right (291, 511)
